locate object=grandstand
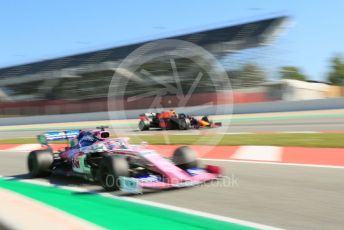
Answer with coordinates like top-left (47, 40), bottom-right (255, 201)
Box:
top-left (0, 16), bottom-right (288, 115)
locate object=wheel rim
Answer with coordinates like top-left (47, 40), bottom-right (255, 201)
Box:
top-left (100, 166), bottom-right (116, 189)
top-left (139, 121), bottom-right (145, 130)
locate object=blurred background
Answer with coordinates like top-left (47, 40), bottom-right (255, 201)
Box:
top-left (0, 1), bottom-right (343, 117)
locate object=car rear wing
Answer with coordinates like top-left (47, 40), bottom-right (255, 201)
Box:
top-left (37, 130), bottom-right (80, 145)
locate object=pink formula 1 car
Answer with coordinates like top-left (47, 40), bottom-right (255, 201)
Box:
top-left (27, 127), bottom-right (221, 193)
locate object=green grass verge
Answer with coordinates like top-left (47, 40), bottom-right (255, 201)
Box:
top-left (0, 133), bottom-right (344, 147)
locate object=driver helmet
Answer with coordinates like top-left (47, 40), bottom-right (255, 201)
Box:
top-left (79, 131), bottom-right (98, 147)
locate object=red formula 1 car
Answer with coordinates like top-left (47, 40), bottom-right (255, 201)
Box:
top-left (138, 110), bottom-right (222, 131)
top-left (27, 127), bottom-right (221, 193)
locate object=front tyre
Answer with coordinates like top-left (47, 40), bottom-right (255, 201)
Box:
top-left (139, 120), bottom-right (150, 131)
top-left (27, 150), bottom-right (54, 177)
top-left (98, 155), bottom-right (129, 191)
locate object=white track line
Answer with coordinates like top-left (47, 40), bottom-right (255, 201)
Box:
top-left (231, 146), bottom-right (282, 162)
top-left (116, 195), bottom-right (281, 230)
top-left (7, 144), bottom-right (40, 151)
top-left (279, 131), bottom-right (320, 134)
top-left (221, 132), bottom-right (255, 135)
top-left (0, 176), bottom-right (281, 230)
top-left (171, 133), bottom-right (200, 135)
top-left (201, 158), bottom-right (344, 169)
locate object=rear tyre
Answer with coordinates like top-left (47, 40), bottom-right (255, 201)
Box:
top-left (27, 150), bottom-right (54, 177)
top-left (139, 120), bottom-right (150, 131)
top-left (178, 118), bottom-right (190, 130)
top-left (98, 155), bottom-right (129, 191)
top-left (172, 146), bottom-right (198, 169)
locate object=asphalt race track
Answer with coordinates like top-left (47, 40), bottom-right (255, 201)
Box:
top-left (1, 116), bottom-right (344, 139)
top-left (1, 150), bottom-right (343, 229)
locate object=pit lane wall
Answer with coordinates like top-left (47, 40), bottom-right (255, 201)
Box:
top-left (1, 97), bottom-right (344, 126)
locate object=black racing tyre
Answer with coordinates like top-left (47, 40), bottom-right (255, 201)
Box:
top-left (138, 120), bottom-right (150, 131)
top-left (172, 146), bottom-right (198, 169)
top-left (27, 150), bottom-right (54, 177)
top-left (178, 118), bottom-right (190, 130)
top-left (98, 155), bottom-right (129, 191)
